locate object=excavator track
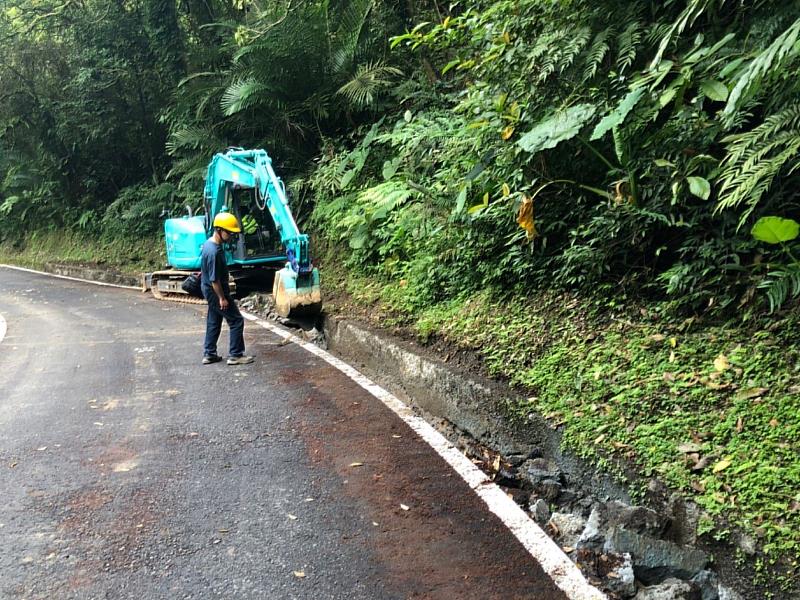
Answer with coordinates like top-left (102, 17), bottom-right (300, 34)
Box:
top-left (150, 286), bottom-right (206, 305)
top-left (144, 270), bottom-right (207, 305)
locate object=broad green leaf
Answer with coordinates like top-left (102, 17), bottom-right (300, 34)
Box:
top-left (590, 89), bottom-right (645, 141)
top-left (700, 79), bottom-right (728, 102)
top-left (751, 216), bottom-right (800, 244)
top-left (340, 170), bottom-right (356, 189)
top-left (349, 225), bottom-right (368, 249)
top-left (382, 158), bottom-right (400, 181)
top-left (687, 176), bottom-right (711, 200)
top-left (518, 104), bottom-right (596, 154)
top-left (659, 88), bottom-right (676, 108)
top-left (467, 192), bottom-right (490, 215)
top-left (441, 59), bottom-right (460, 75)
top-left (454, 188), bottom-right (468, 213)
top-left (654, 159), bottom-right (675, 168)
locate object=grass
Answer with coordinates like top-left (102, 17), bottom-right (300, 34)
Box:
top-left (0, 230), bottom-right (165, 274)
top-left (322, 264), bottom-right (800, 588)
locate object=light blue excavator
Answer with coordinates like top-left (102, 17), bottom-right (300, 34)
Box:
top-left (145, 148), bottom-right (321, 317)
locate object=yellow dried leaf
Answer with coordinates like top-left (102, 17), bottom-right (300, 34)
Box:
top-left (491, 455), bottom-right (501, 472)
top-left (713, 354), bottom-right (730, 372)
top-left (443, 16), bottom-right (450, 27)
top-left (594, 433), bottom-right (606, 445)
top-left (502, 30), bottom-right (510, 44)
top-left (712, 458), bottom-right (731, 473)
top-left (669, 337), bottom-right (677, 348)
top-left (349, 462), bottom-right (364, 468)
top-left (293, 570), bottom-right (306, 578)
top-left (502, 183), bottom-right (511, 197)
top-left (501, 125), bottom-right (515, 140)
top-left (516, 195), bottom-right (537, 240)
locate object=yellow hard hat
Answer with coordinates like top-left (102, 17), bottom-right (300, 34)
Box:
top-left (213, 212), bottom-right (241, 233)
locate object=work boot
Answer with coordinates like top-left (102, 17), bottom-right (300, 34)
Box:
top-left (227, 355), bottom-right (254, 365)
top-left (202, 355), bottom-right (222, 364)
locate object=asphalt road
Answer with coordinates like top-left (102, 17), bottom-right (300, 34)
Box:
top-left (0, 267), bottom-right (569, 600)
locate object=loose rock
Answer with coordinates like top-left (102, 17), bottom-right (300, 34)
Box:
top-left (530, 499), bottom-right (550, 524)
top-left (634, 577), bottom-right (700, 600)
top-left (605, 528), bottom-right (707, 585)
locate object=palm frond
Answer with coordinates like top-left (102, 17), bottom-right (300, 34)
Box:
top-left (220, 77), bottom-right (269, 116)
top-left (330, 0), bottom-right (374, 75)
top-left (337, 62), bottom-right (403, 109)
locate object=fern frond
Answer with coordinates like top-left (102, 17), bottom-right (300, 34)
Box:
top-left (723, 18), bottom-right (800, 121)
top-left (717, 104), bottom-right (800, 218)
top-left (758, 263), bottom-right (800, 313)
top-left (616, 21), bottom-right (642, 73)
top-left (330, 0), bottom-right (373, 75)
top-left (558, 27), bottom-right (591, 73)
top-left (583, 28), bottom-right (612, 82)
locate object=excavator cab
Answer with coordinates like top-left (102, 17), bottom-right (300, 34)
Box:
top-left (229, 188), bottom-right (283, 262)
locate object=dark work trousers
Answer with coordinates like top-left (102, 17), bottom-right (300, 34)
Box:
top-left (203, 294), bottom-right (245, 358)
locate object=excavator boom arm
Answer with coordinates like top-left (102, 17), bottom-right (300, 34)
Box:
top-left (204, 148), bottom-right (311, 274)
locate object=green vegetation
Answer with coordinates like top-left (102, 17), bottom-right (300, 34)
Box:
top-left (0, 230), bottom-right (163, 275)
top-left (2, 0), bottom-right (799, 588)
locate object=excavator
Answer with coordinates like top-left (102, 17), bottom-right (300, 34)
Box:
top-left (143, 148), bottom-right (322, 318)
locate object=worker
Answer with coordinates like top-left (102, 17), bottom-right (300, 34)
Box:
top-left (200, 212), bottom-right (254, 365)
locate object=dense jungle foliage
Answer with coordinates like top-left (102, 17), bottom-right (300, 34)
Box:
top-left (2, 0), bottom-right (799, 315)
top-left (1, 0), bottom-right (799, 586)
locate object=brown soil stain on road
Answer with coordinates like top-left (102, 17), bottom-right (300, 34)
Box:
top-left (282, 355), bottom-right (568, 600)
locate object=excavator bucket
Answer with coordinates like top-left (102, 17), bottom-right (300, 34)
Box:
top-left (273, 265), bottom-right (322, 318)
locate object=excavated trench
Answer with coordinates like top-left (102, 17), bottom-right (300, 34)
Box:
top-left (21, 268), bottom-right (780, 599)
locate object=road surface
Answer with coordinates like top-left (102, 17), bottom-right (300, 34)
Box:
top-left (0, 266), bottom-right (580, 599)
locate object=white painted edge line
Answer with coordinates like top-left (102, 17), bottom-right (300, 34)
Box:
top-left (0, 264), bottom-right (141, 290)
top-left (0, 312), bottom-right (6, 345)
top-left (242, 312), bottom-right (606, 600)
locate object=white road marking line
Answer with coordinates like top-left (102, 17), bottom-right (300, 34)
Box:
top-left (0, 264), bottom-right (140, 290)
top-left (0, 313), bottom-right (6, 345)
top-left (242, 312), bottom-right (606, 600)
